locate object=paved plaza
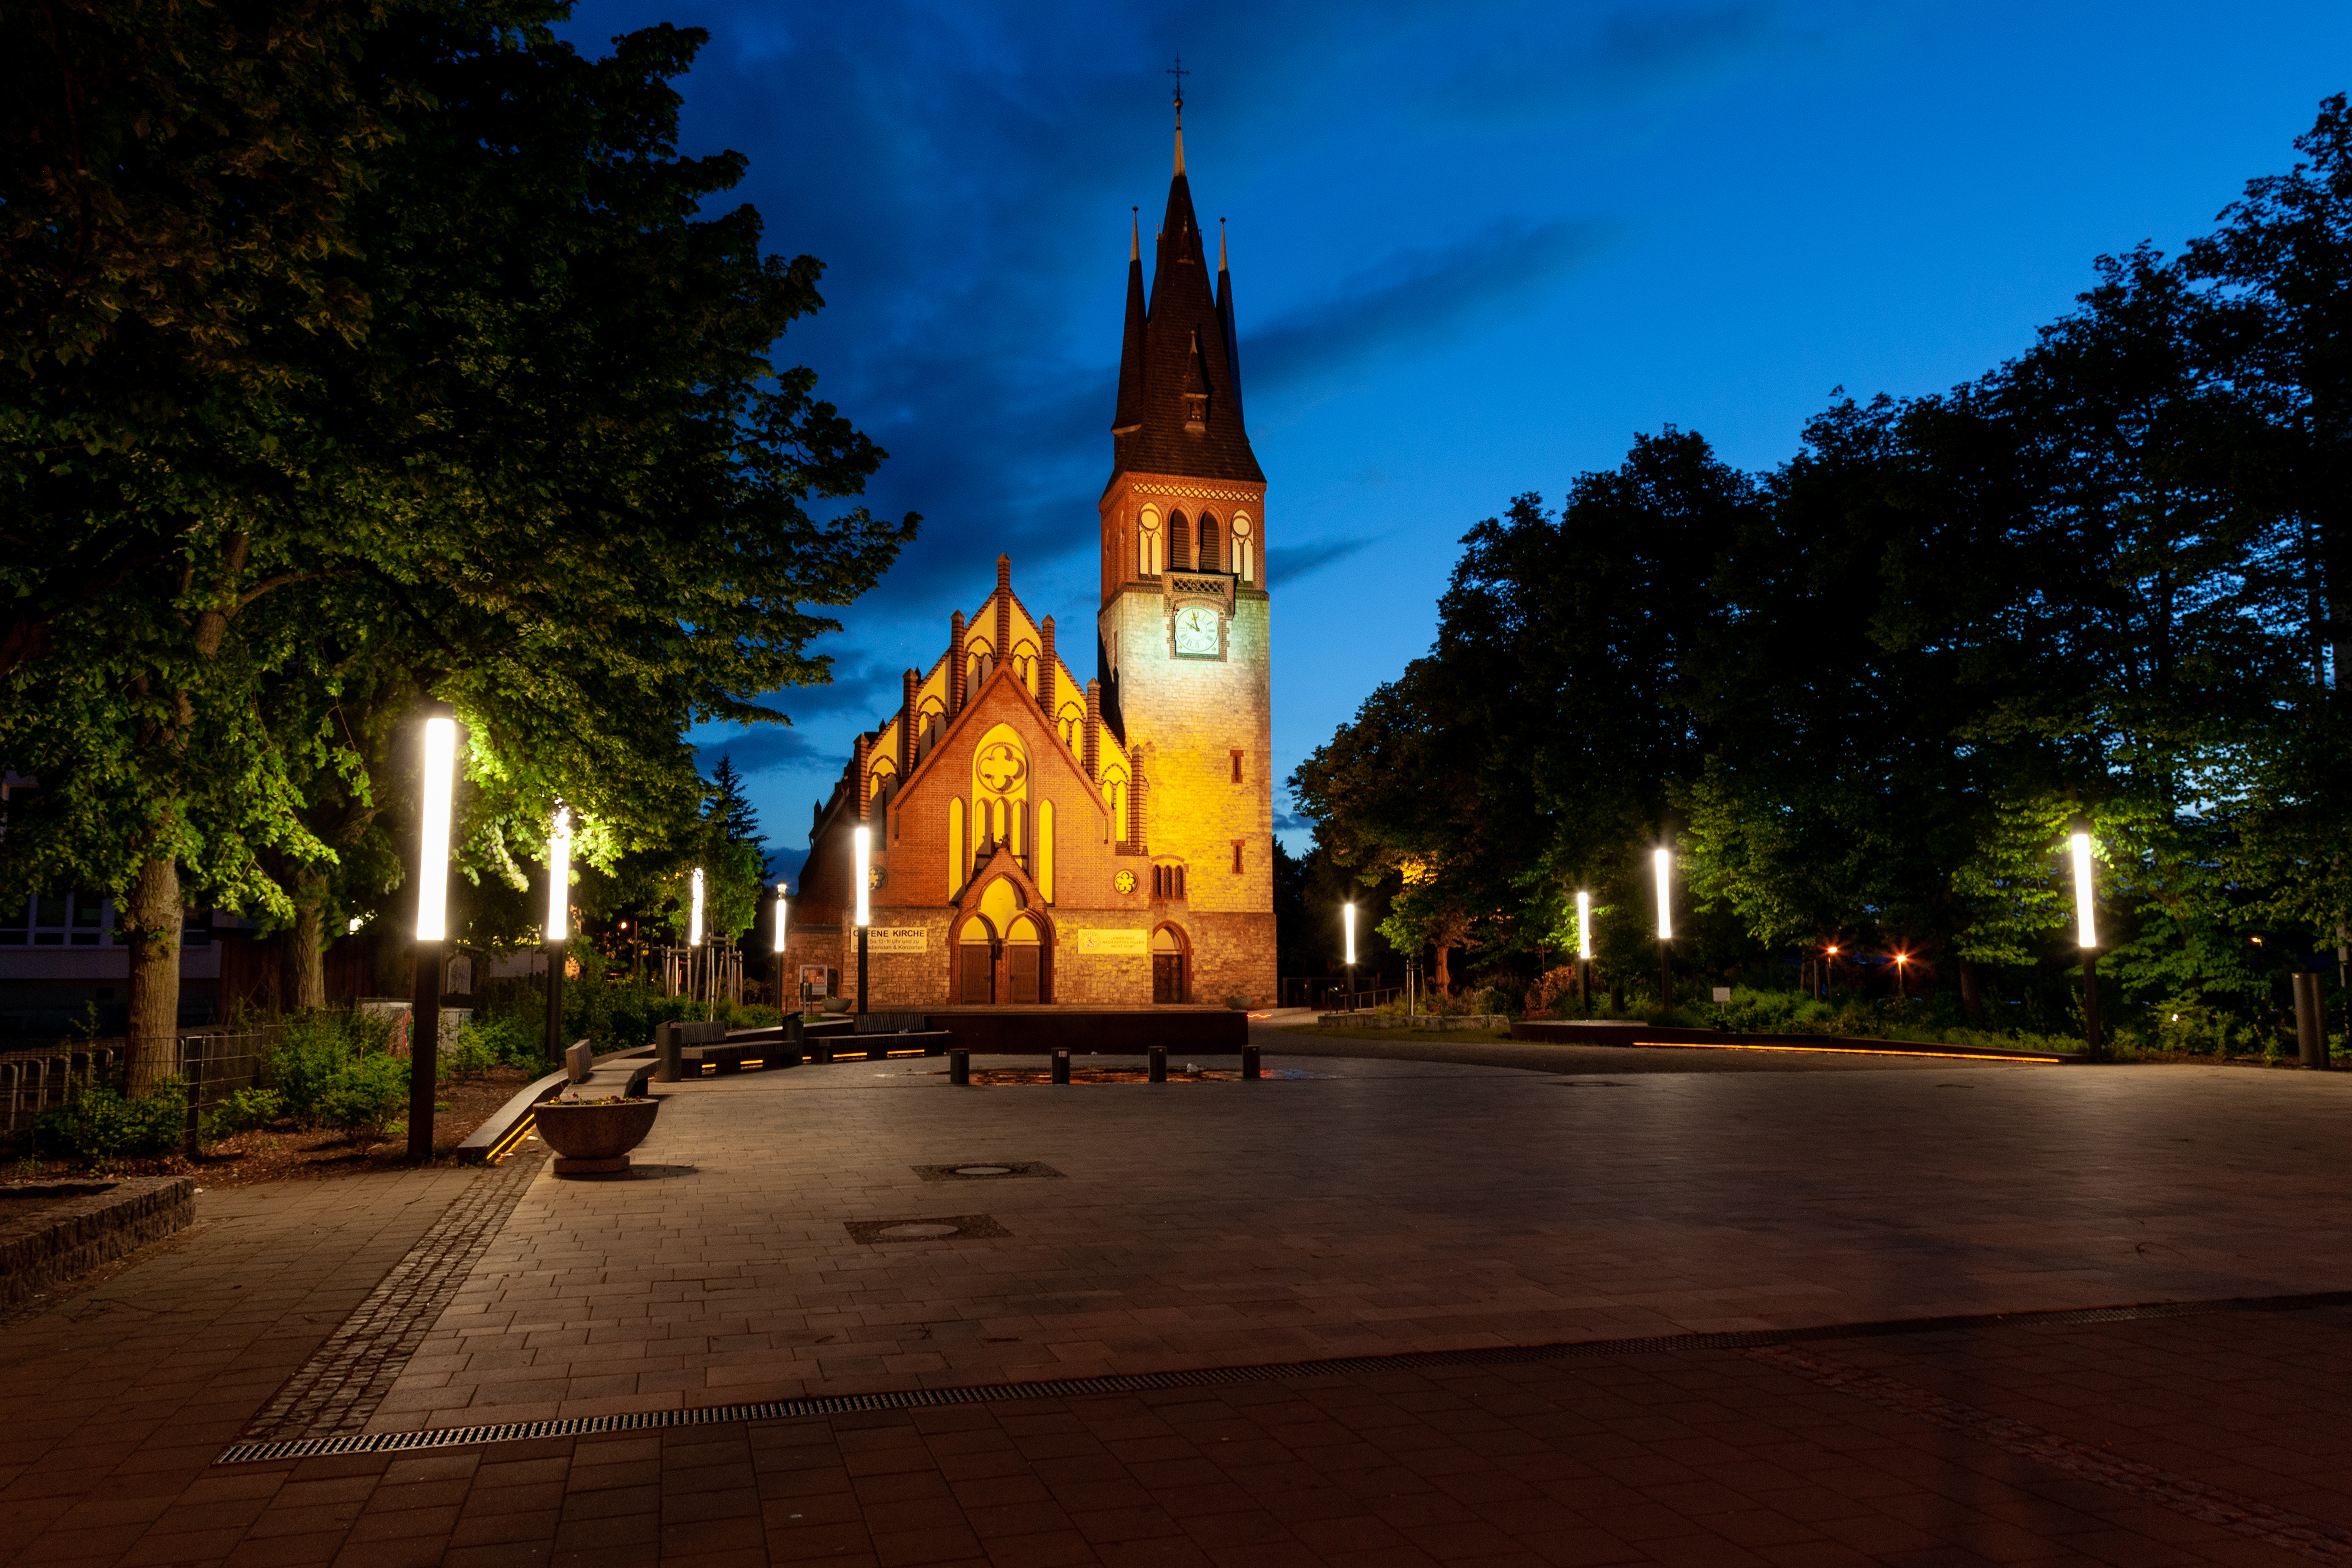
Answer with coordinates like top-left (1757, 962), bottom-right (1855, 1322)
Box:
top-left (4, 1035), bottom-right (2352, 1567)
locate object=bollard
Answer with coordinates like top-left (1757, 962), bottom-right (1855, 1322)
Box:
top-left (950, 1049), bottom-right (970, 1085)
top-left (1242, 1045), bottom-right (1261, 1080)
top-left (1148, 1047), bottom-right (1167, 1083)
top-left (786, 1013), bottom-right (804, 1048)
top-left (654, 1022), bottom-right (681, 1084)
top-left (1051, 1049), bottom-right (1071, 1085)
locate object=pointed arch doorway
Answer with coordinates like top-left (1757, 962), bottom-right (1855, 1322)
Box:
top-left (1151, 924), bottom-right (1189, 1004)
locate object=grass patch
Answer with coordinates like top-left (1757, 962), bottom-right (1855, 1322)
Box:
top-left (1278, 1023), bottom-right (1517, 1044)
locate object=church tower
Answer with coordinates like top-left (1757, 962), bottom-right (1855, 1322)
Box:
top-left (1096, 88), bottom-right (1275, 1005)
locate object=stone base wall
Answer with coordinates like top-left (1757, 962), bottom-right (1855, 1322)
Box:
top-left (1183, 910), bottom-right (1276, 1008)
top-left (0, 1175), bottom-right (193, 1305)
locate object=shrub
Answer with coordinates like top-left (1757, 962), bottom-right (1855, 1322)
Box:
top-left (441, 1016), bottom-right (542, 1080)
top-left (317, 1054), bottom-right (409, 1139)
top-left (200, 1088), bottom-right (285, 1144)
top-left (37, 1077), bottom-right (187, 1159)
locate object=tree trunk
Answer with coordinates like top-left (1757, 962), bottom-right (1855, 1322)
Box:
top-left (292, 866), bottom-right (329, 1011)
top-left (1958, 959), bottom-right (1986, 1026)
top-left (1432, 945), bottom-right (1451, 993)
top-left (124, 855), bottom-right (182, 1095)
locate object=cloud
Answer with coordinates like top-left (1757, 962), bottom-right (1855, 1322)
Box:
top-left (1244, 219), bottom-right (1608, 393)
top-left (695, 727), bottom-right (821, 777)
top-left (1265, 535), bottom-right (1378, 589)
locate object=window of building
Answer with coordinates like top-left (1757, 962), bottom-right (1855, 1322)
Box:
top-left (1229, 750), bottom-right (1244, 784)
top-left (1151, 864), bottom-right (1186, 900)
top-left (1198, 513), bottom-right (1222, 572)
top-left (1138, 507), bottom-right (1161, 576)
top-left (1169, 512), bottom-right (1191, 571)
top-left (1232, 514), bottom-right (1253, 585)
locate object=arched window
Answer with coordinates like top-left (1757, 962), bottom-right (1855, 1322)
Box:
top-left (1197, 513), bottom-right (1222, 572)
top-left (1138, 507), bottom-right (1162, 576)
top-left (1056, 703), bottom-right (1083, 750)
top-left (1012, 641), bottom-right (1039, 694)
top-left (1102, 765), bottom-right (1127, 834)
top-left (1232, 514), bottom-right (1253, 585)
top-left (1169, 512), bottom-right (1191, 572)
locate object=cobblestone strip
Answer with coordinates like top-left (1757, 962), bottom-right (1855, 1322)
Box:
top-left (240, 1148), bottom-right (547, 1441)
top-left (1749, 1343), bottom-right (2352, 1564)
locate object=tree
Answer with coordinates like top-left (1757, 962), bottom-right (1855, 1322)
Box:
top-left (1, 5), bottom-right (915, 1087)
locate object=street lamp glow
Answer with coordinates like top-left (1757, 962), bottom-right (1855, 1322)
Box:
top-left (1343, 901), bottom-right (1356, 967)
top-left (773, 882), bottom-right (789, 953)
top-left (1653, 848), bottom-right (1672, 941)
top-left (688, 867), bottom-right (705, 947)
top-left (2070, 831), bottom-right (2097, 949)
top-left (853, 826), bottom-right (871, 928)
top-left (1576, 890), bottom-right (1592, 961)
top-left (415, 714), bottom-right (458, 940)
top-left (545, 803), bottom-right (571, 943)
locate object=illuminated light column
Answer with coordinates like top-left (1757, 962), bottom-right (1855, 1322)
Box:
top-left (1654, 847), bottom-right (1674, 1012)
top-left (1343, 901), bottom-right (1357, 1014)
top-left (1576, 890), bottom-right (1592, 1014)
top-left (854, 826), bottom-right (871, 1016)
top-left (2071, 825), bottom-right (2103, 1059)
top-left (408, 704), bottom-right (460, 1162)
top-left (544, 803), bottom-right (571, 1068)
top-left (1824, 943), bottom-right (1839, 1001)
top-left (689, 867), bottom-right (706, 1018)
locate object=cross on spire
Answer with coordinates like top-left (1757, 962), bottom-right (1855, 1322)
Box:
top-left (1167, 53), bottom-right (1189, 125)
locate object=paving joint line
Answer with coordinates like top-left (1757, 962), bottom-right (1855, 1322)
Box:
top-left (237, 1146), bottom-right (548, 1443)
top-left (1751, 1342), bottom-right (2352, 1564)
top-left (214, 1283), bottom-right (2352, 1464)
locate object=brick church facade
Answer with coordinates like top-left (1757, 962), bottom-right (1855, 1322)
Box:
top-left (788, 111), bottom-right (1275, 1009)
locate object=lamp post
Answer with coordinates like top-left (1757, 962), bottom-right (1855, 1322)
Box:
top-left (772, 881), bottom-right (789, 1013)
top-left (689, 866), bottom-right (706, 1020)
top-left (1653, 848), bottom-right (1673, 1013)
top-left (408, 704), bottom-right (459, 1162)
top-left (1892, 950), bottom-right (1907, 1004)
top-left (2071, 825), bottom-right (2103, 1059)
top-left (1576, 890), bottom-right (1593, 1015)
top-left (1343, 900), bottom-right (1357, 1014)
top-left (853, 825), bottom-right (871, 1016)
top-left (544, 802), bottom-right (570, 1068)
top-left (1823, 944), bottom-right (1838, 1001)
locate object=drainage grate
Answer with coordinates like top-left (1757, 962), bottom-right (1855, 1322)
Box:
top-left (212, 1287), bottom-right (2352, 1465)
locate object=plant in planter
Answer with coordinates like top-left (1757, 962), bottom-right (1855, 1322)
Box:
top-left (533, 1095), bottom-right (660, 1175)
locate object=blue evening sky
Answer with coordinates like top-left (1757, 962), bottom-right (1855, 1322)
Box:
top-left (556, 0), bottom-right (2352, 883)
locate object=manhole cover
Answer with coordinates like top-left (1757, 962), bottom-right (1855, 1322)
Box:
top-left (913, 1161), bottom-right (1065, 1182)
top-left (845, 1213), bottom-right (1012, 1244)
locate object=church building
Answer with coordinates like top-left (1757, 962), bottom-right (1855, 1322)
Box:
top-left (787, 106), bottom-right (1275, 1010)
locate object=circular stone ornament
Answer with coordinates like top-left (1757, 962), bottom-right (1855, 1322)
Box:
top-left (1114, 869), bottom-right (1137, 894)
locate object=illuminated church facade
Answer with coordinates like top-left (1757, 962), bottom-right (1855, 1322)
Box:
top-left (788, 109), bottom-right (1276, 1008)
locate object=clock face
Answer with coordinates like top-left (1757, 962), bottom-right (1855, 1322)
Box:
top-left (1114, 869), bottom-right (1137, 894)
top-left (1173, 606), bottom-right (1220, 658)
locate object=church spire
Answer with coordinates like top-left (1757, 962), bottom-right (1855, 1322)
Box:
top-left (1110, 69), bottom-right (1261, 486)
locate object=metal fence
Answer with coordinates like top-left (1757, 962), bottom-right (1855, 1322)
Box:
top-left (0, 1024), bottom-right (279, 1139)
top-left (1279, 978), bottom-right (1404, 1012)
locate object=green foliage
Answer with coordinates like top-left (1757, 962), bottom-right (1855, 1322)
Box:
top-left (1290, 99), bottom-right (2352, 1048)
top-left (37, 1078), bottom-right (187, 1160)
top-left (200, 1088), bottom-right (287, 1145)
top-left (441, 1016), bottom-right (542, 1080)
top-left (315, 1054), bottom-right (408, 1139)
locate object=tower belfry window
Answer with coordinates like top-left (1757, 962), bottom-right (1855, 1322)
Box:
top-left (1169, 513), bottom-right (1191, 571)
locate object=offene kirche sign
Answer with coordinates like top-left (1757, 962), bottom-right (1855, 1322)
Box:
top-left (863, 927), bottom-right (929, 954)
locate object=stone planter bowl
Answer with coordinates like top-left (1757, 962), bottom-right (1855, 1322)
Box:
top-left (535, 1097), bottom-right (659, 1175)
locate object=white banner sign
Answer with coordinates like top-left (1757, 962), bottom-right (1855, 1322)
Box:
top-left (864, 926), bottom-right (929, 954)
top-left (1075, 928), bottom-right (1149, 956)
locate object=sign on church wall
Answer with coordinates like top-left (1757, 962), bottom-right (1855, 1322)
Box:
top-left (1074, 928), bottom-right (1149, 956)
top-left (865, 927), bottom-right (930, 954)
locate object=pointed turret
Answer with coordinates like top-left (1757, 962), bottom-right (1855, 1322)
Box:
top-left (1111, 212), bottom-right (1146, 435)
top-left (1109, 101), bottom-right (1262, 485)
top-left (1215, 220), bottom-right (1244, 429)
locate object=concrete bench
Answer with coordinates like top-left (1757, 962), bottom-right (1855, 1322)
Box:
top-left (653, 1020), bottom-right (729, 1082)
top-left (804, 1030), bottom-right (953, 1064)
